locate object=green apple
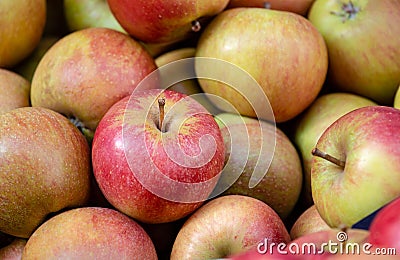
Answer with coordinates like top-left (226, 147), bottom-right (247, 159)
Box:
top-left (214, 113), bottom-right (303, 219)
top-left (195, 7), bottom-right (328, 123)
top-left (0, 69), bottom-right (30, 114)
top-left (64, 0), bottom-right (126, 33)
top-left (308, 0), bottom-right (400, 105)
top-left (22, 207), bottom-right (157, 259)
top-left (293, 92), bottom-right (377, 206)
top-left (0, 0), bottom-right (46, 68)
top-left (394, 85), bottom-right (400, 109)
top-left (311, 106), bottom-right (400, 228)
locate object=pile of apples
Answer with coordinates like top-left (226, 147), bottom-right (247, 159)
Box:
top-left (1, 0), bottom-right (400, 259)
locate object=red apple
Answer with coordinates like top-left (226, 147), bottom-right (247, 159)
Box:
top-left (0, 69), bottom-right (30, 114)
top-left (30, 27), bottom-right (157, 135)
top-left (226, 0), bottom-right (315, 16)
top-left (0, 0), bottom-right (46, 68)
top-left (22, 207), bottom-right (157, 259)
top-left (290, 205), bottom-right (331, 240)
top-left (311, 106), bottom-right (400, 228)
top-left (368, 197), bottom-right (400, 252)
top-left (308, 0), bottom-right (400, 105)
top-left (107, 0), bottom-right (230, 44)
top-left (0, 107), bottom-right (91, 238)
top-left (170, 195), bottom-right (291, 259)
top-left (195, 7), bottom-right (328, 123)
top-left (92, 89), bottom-right (225, 224)
top-left (0, 239), bottom-right (26, 260)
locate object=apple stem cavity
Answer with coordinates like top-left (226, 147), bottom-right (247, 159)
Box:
top-left (311, 148), bottom-right (345, 168)
top-left (158, 98), bottom-right (166, 132)
top-left (330, 0), bottom-right (361, 22)
top-left (191, 20), bottom-right (201, 32)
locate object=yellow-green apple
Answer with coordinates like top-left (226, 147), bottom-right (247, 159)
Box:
top-left (22, 207), bottom-right (157, 259)
top-left (290, 205), bottom-right (331, 240)
top-left (195, 8), bottom-right (328, 123)
top-left (30, 27), bottom-right (157, 137)
top-left (0, 0), bottom-right (46, 68)
top-left (92, 89), bottom-right (225, 224)
top-left (64, 0), bottom-right (126, 33)
top-left (170, 195), bottom-right (291, 259)
top-left (394, 85), bottom-right (400, 109)
top-left (107, 0), bottom-right (230, 44)
top-left (293, 93), bottom-right (377, 206)
top-left (226, 0), bottom-right (315, 16)
top-left (0, 69), bottom-right (30, 114)
top-left (308, 0), bottom-right (400, 105)
top-left (214, 113), bottom-right (303, 219)
top-left (0, 107), bottom-right (91, 238)
top-left (155, 47), bottom-right (221, 115)
top-left (13, 36), bottom-right (59, 82)
top-left (368, 197), bottom-right (400, 253)
top-left (311, 106), bottom-right (400, 228)
top-left (0, 239), bottom-right (26, 260)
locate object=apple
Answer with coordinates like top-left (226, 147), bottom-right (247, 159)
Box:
top-left (30, 27), bottom-right (157, 137)
top-left (195, 7), bottom-right (328, 123)
top-left (0, 239), bottom-right (26, 260)
top-left (0, 0), bottom-right (46, 68)
top-left (308, 0), bottom-right (400, 105)
top-left (214, 113), bottom-right (303, 219)
top-left (0, 69), bottom-right (30, 114)
top-left (226, 0), bottom-right (315, 16)
top-left (394, 85), bottom-right (400, 109)
top-left (107, 0), bottom-right (230, 44)
top-left (293, 93), bottom-right (377, 206)
top-left (368, 196), bottom-right (400, 252)
top-left (64, 0), bottom-right (126, 33)
top-left (0, 107), bottom-right (91, 238)
top-left (22, 207), bottom-right (157, 259)
top-left (13, 36), bottom-right (59, 82)
top-left (311, 106), bottom-right (400, 228)
top-left (290, 205), bottom-right (331, 240)
top-left (92, 89), bottom-right (225, 224)
top-left (170, 195), bottom-right (291, 259)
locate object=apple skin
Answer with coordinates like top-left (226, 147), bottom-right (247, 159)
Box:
top-left (107, 0), bottom-right (230, 44)
top-left (293, 93), bottom-right (377, 206)
top-left (195, 8), bottom-right (328, 123)
top-left (0, 0), bottom-right (46, 68)
top-left (215, 113), bottom-right (303, 219)
top-left (368, 197), bottom-right (400, 252)
top-left (0, 69), bottom-right (30, 114)
top-left (308, 0), bottom-right (400, 105)
top-left (394, 85), bottom-right (400, 109)
top-left (290, 205), bottom-right (331, 240)
top-left (31, 27), bottom-right (157, 132)
top-left (170, 195), bottom-right (291, 259)
top-left (0, 239), bottom-right (26, 260)
top-left (64, 0), bottom-right (126, 33)
top-left (92, 89), bottom-right (225, 224)
top-left (0, 107), bottom-right (91, 238)
top-left (226, 0), bottom-right (315, 16)
top-left (311, 106), bottom-right (400, 228)
top-left (22, 207), bottom-right (157, 259)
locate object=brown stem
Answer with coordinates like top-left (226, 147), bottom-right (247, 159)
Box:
top-left (311, 148), bottom-right (345, 168)
top-left (158, 98), bottom-right (165, 131)
top-left (191, 20), bottom-right (201, 32)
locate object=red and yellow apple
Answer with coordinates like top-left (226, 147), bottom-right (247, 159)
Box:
top-left (0, 69), bottom-right (30, 114)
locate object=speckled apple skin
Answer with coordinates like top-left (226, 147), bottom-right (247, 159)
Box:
top-left (22, 207), bottom-right (157, 260)
top-left (0, 69), bottom-right (30, 114)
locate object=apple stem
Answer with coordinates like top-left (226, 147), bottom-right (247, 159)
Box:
top-left (158, 98), bottom-right (165, 132)
top-left (191, 20), bottom-right (201, 32)
top-left (330, 0), bottom-right (360, 22)
top-left (311, 148), bottom-right (345, 168)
